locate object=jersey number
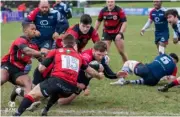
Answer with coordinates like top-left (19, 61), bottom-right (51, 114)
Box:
top-left (160, 56), bottom-right (171, 65)
top-left (61, 55), bottom-right (79, 72)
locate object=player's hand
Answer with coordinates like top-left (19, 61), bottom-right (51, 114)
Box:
top-left (116, 71), bottom-right (128, 78)
top-left (84, 88), bottom-right (90, 96)
top-left (98, 72), bottom-right (104, 80)
top-left (52, 32), bottom-right (60, 40)
top-left (98, 64), bottom-right (104, 72)
top-left (173, 38), bottom-right (179, 44)
top-left (35, 30), bottom-right (41, 37)
top-left (116, 33), bottom-right (122, 39)
top-left (140, 30), bottom-right (145, 36)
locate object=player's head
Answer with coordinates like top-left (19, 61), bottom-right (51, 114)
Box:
top-left (55, 0), bottom-right (62, 4)
top-left (106, 0), bottom-right (115, 10)
top-left (39, 0), bottom-right (50, 14)
top-left (93, 41), bottom-right (107, 62)
top-left (22, 22), bottom-right (36, 39)
top-left (169, 53), bottom-right (179, 63)
top-left (79, 14), bottom-right (92, 34)
top-left (62, 34), bottom-right (76, 48)
top-left (165, 9), bottom-right (179, 26)
top-left (153, 0), bottom-right (162, 9)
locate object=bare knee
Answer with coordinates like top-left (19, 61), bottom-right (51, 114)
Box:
top-left (1, 69), bottom-right (9, 85)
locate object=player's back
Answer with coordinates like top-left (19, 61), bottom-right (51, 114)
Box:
top-left (149, 7), bottom-right (169, 32)
top-left (146, 54), bottom-right (176, 79)
top-left (50, 48), bottom-right (83, 85)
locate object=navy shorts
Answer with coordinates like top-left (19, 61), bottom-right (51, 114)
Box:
top-left (155, 32), bottom-right (169, 45)
top-left (134, 64), bottom-right (160, 86)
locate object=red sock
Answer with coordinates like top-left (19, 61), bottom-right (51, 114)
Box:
top-left (173, 79), bottom-right (179, 86)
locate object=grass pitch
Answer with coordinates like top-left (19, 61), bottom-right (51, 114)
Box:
top-left (1, 15), bottom-right (180, 116)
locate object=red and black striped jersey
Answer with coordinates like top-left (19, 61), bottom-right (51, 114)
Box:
top-left (98, 5), bottom-right (127, 34)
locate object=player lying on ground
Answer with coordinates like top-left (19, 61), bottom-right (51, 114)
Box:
top-left (110, 53), bottom-right (178, 86)
top-left (1, 22), bottom-right (45, 107)
top-left (158, 76), bottom-right (180, 92)
top-left (140, 0), bottom-right (169, 54)
top-left (57, 41), bottom-right (124, 105)
top-left (165, 9), bottom-right (180, 43)
top-left (13, 34), bottom-right (104, 116)
top-left (95, 0), bottom-right (128, 63)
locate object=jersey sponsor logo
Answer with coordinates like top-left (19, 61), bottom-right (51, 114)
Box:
top-left (44, 43), bottom-right (50, 48)
top-left (48, 16), bottom-right (54, 19)
top-left (40, 20), bottom-right (49, 26)
top-left (113, 15), bottom-right (118, 20)
top-left (103, 16), bottom-right (106, 19)
top-left (59, 48), bottom-right (64, 52)
top-left (61, 55), bottom-right (79, 72)
top-left (154, 17), bottom-right (160, 22)
top-left (152, 13), bottom-right (156, 16)
top-left (161, 37), bottom-right (165, 41)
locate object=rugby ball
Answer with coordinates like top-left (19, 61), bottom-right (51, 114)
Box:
top-left (89, 60), bottom-right (100, 71)
top-left (85, 60), bottom-right (100, 78)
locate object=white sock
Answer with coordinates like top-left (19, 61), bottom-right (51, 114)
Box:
top-left (15, 87), bottom-right (22, 95)
top-left (159, 45), bottom-right (165, 54)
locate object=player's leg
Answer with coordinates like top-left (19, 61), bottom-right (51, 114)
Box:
top-left (158, 33), bottom-right (169, 54)
top-left (9, 73), bottom-right (32, 106)
top-left (57, 94), bottom-right (78, 105)
top-left (41, 77), bottom-right (77, 115)
top-left (0, 67), bottom-right (10, 85)
top-left (110, 60), bottom-right (140, 85)
top-left (158, 77), bottom-right (180, 92)
top-left (13, 84), bottom-right (44, 116)
top-left (102, 31), bottom-right (112, 53)
top-left (57, 70), bottom-right (88, 105)
top-left (114, 34), bottom-right (128, 63)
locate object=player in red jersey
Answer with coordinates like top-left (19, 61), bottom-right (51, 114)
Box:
top-left (95, 0), bottom-right (128, 63)
top-left (13, 34), bottom-right (104, 116)
top-left (1, 22), bottom-right (45, 105)
top-left (59, 14), bottom-right (100, 52)
top-left (57, 41), bottom-right (124, 105)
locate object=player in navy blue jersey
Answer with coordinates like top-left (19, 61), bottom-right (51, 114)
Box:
top-left (24, 0), bottom-right (65, 53)
top-left (165, 9), bottom-right (180, 44)
top-left (110, 53), bottom-right (178, 86)
top-left (140, 0), bottom-right (169, 55)
top-left (53, 0), bottom-right (72, 34)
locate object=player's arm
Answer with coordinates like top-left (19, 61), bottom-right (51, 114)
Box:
top-left (16, 39), bottom-right (42, 58)
top-left (91, 29), bottom-right (100, 43)
top-left (64, 3), bottom-right (72, 19)
top-left (101, 58), bottom-right (118, 79)
top-left (38, 50), bottom-right (56, 73)
top-left (94, 9), bottom-right (103, 31)
top-left (24, 7), bottom-right (40, 22)
top-left (53, 11), bottom-right (66, 39)
top-left (173, 31), bottom-right (179, 44)
top-left (119, 9), bottom-right (127, 33)
top-left (140, 11), bottom-right (153, 35)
